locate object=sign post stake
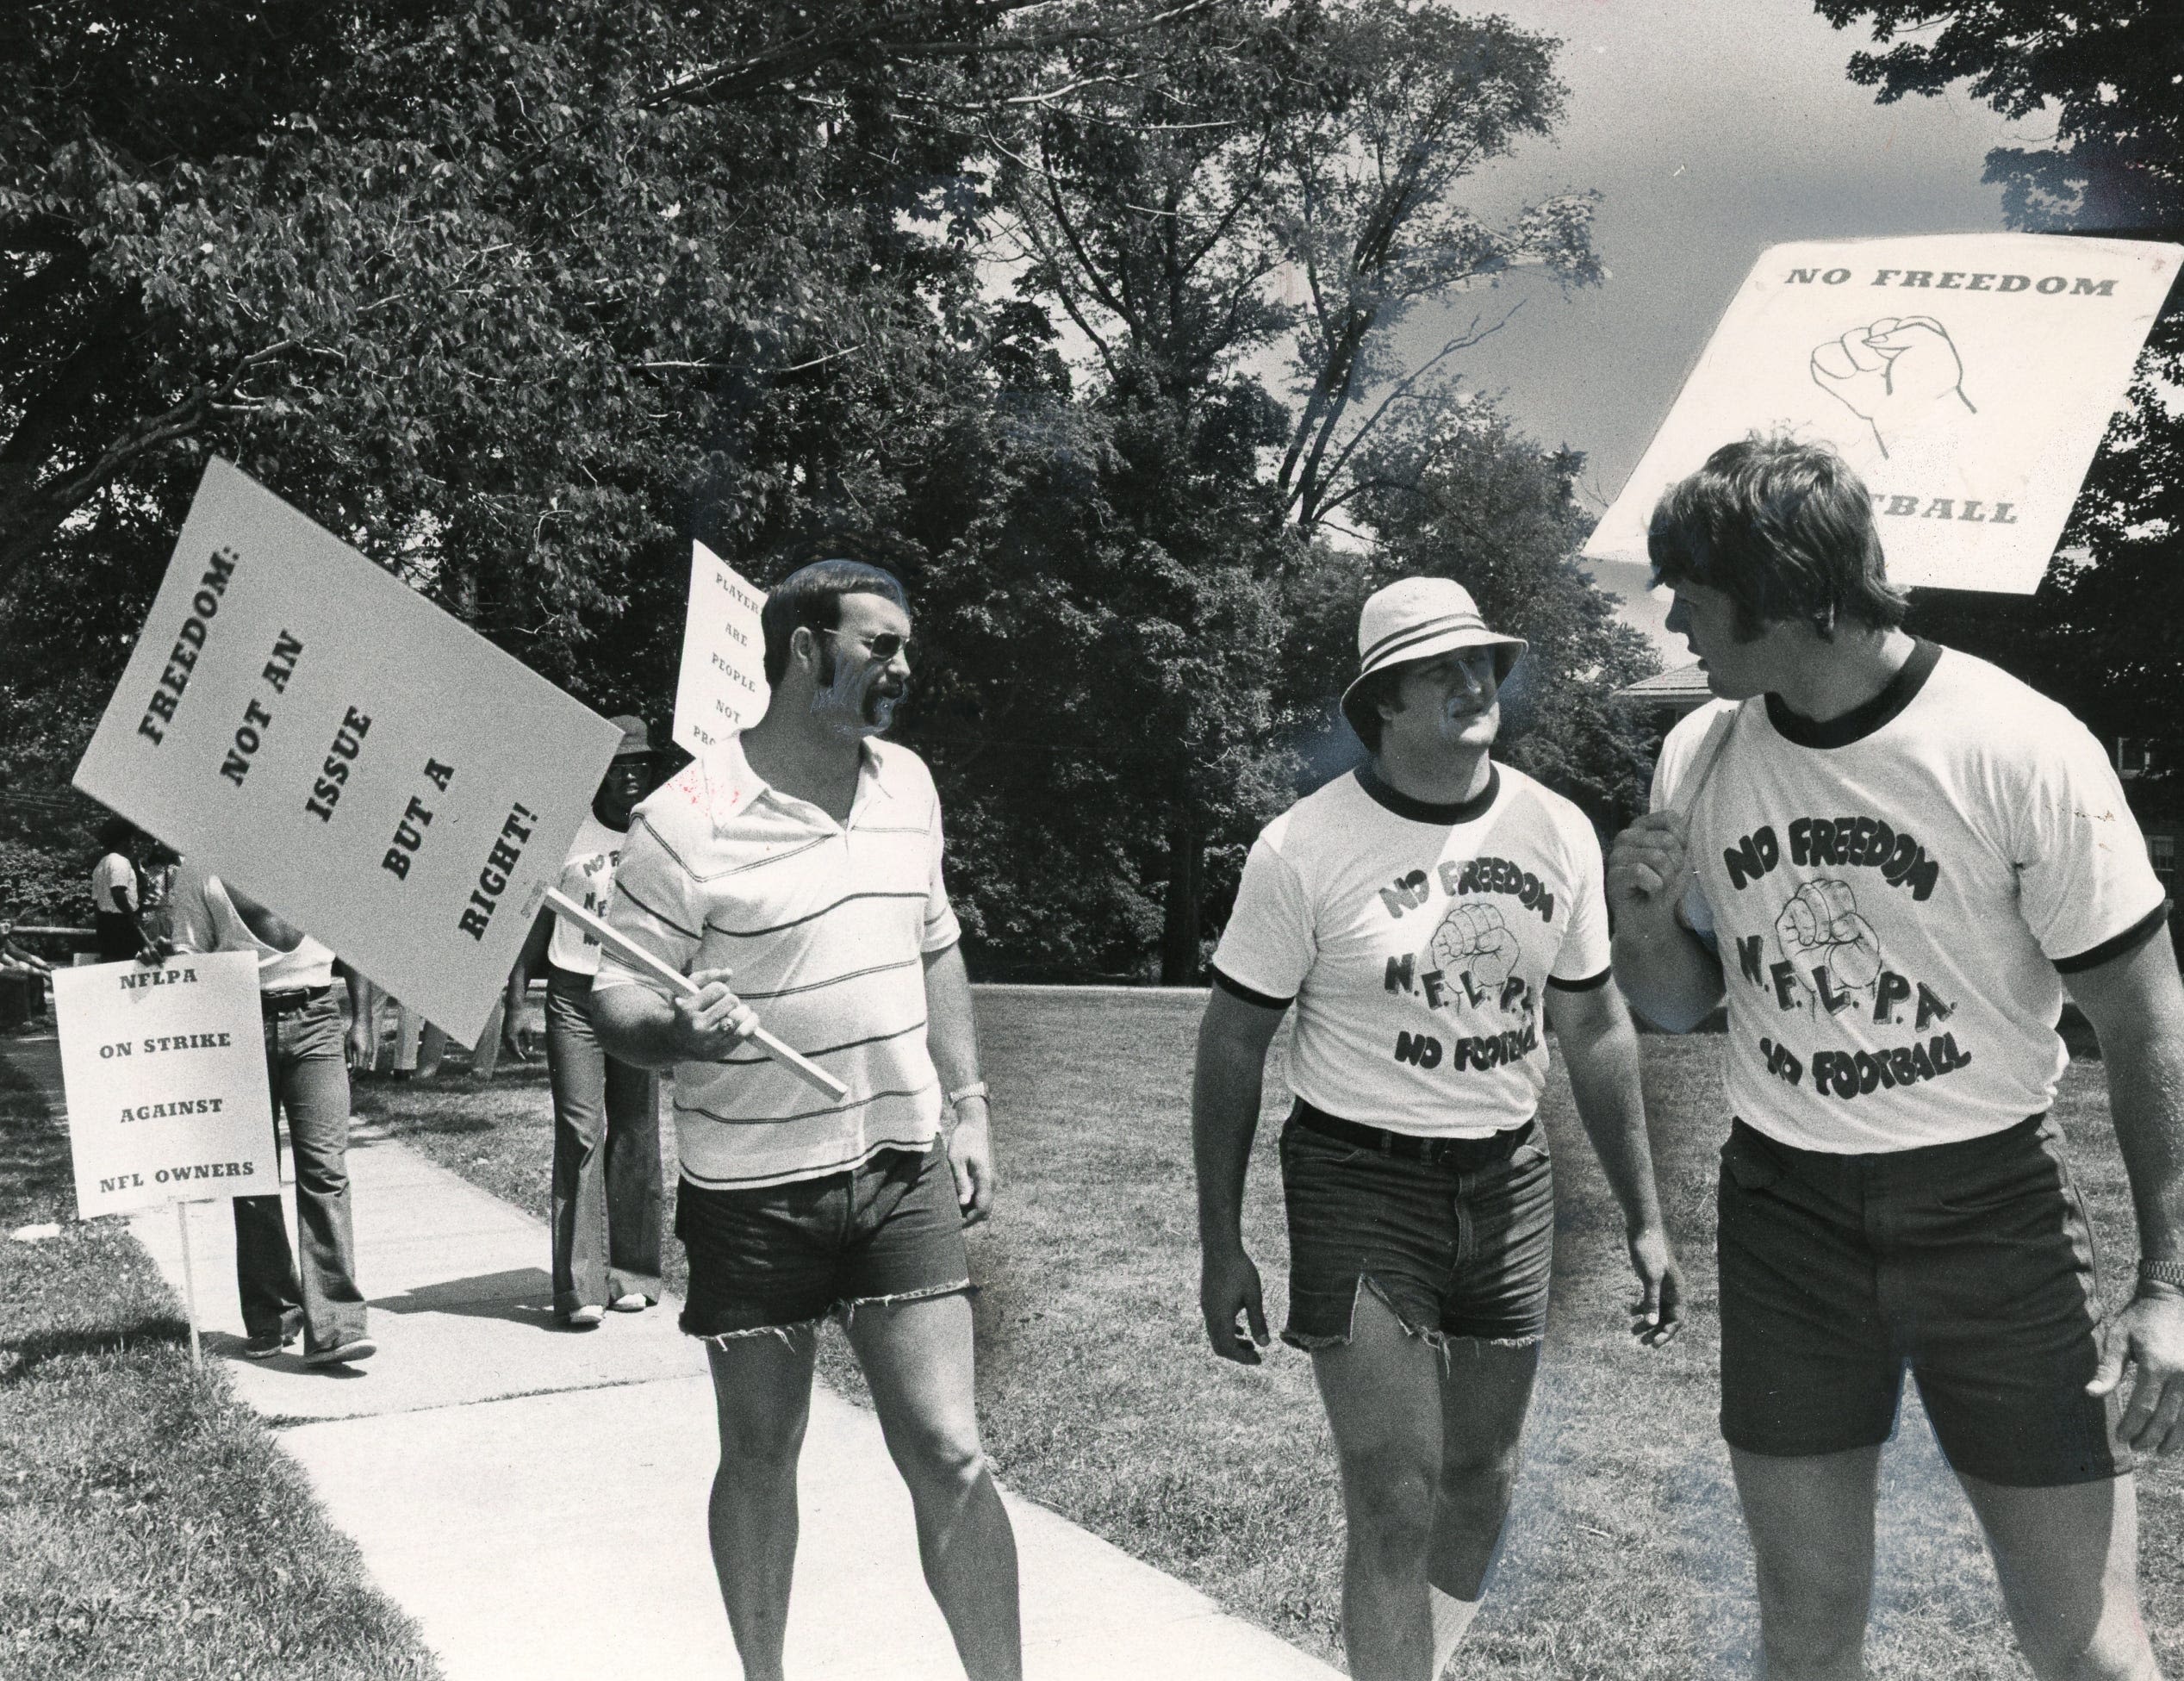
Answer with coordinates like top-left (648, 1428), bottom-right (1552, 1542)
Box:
top-left (174, 1199), bottom-right (202, 1371)
top-left (543, 888), bottom-right (848, 1100)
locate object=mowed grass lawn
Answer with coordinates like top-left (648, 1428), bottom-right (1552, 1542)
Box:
top-left (365, 988), bottom-right (2181, 1678)
top-left (0, 1032), bottom-right (439, 1681)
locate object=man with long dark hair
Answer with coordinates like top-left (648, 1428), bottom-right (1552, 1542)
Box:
top-left (1612, 435), bottom-right (2183, 1681)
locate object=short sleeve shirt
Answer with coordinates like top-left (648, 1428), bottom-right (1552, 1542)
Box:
top-left (594, 738), bottom-right (961, 1190)
top-left (1211, 763), bottom-right (1613, 1138)
top-left (547, 814), bottom-right (626, 976)
top-left (1653, 642), bottom-right (2167, 1154)
top-left (92, 853), bottom-right (138, 912)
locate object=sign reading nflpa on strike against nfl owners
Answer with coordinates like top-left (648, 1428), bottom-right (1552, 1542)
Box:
top-left (53, 951), bottom-right (274, 1218)
top-left (74, 459), bottom-right (622, 1044)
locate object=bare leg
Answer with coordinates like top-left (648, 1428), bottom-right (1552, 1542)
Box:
top-left (1728, 1444), bottom-right (1882, 1681)
top-left (1957, 1471), bottom-right (2162, 1681)
top-left (704, 1328), bottom-right (819, 1681)
top-left (1310, 1287), bottom-right (1448, 1681)
top-left (1428, 1335), bottom-right (1541, 1602)
top-left (843, 1291), bottom-right (1022, 1681)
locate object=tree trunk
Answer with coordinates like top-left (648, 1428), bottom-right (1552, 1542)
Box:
top-left (1159, 800), bottom-right (1204, 984)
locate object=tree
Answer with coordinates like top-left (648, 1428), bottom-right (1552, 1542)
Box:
top-left (986, 0), bottom-right (1603, 977)
top-left (1816, 1), bottom-right (2184, 818)
top-left (1268, 0), bottom-right (1599, 534)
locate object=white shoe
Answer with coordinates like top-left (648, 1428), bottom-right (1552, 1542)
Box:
top-left (564, 1304), bottom-right (606, 1329)
top-left (608, 1293), bottom-right (651, 1313)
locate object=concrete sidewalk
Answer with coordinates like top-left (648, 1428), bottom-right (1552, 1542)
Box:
top-left (47, 1049), bottom-right (1339, 1679)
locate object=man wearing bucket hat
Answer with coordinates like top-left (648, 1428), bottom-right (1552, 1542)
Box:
top-left (538, 714), bottom-right (666, 1329)
top-left (1193, 576), bottom-right (1683, 1680)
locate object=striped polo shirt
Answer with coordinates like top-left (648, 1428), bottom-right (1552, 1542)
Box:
top-left (594, 737), bottom-right (960, 1190)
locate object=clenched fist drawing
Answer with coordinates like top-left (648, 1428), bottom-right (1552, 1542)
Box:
top-left (1774, 880), bottom-right (1882, 999)
top-left (1430, 902), bottom-right (1521, 991)
top-left (1809, 316), bottom-right (1976, 458)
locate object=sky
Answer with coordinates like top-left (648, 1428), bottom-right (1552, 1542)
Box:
top-left (1376, 0), bottom-right (2050, 659)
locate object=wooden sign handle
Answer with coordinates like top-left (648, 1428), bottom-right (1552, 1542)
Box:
top-left (543, 888), bottom-right (849, 1101)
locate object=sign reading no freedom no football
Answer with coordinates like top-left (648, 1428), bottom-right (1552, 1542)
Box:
top-left (53, 952), bottom-right (274, 1219)
top-left (74, 459), bottom-right (623, 1044)
top-left (1586, 233), bottom-right (2183, 594)
top-left (672, 539), bottom-right (768, 756)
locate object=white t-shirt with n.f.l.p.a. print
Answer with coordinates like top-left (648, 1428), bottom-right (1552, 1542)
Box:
top-left (1655, 641), bottom-right (2167, 1155)
top-left (1212, 762), bottom-right (1613, 1139)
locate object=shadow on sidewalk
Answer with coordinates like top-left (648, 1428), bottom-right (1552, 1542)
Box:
top-left (369, 1267), bottom-right (560, 1325)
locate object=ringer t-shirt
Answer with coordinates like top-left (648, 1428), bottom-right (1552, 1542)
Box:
top-left (594, 737), bottom-right (960, 1190)
top-left (1654, 641), bottom-right (2167, 1155)
top-left (1211, 762), bottom-right (1613, 1138)
top-left (547, 814), bottom-right (625, 977)
top-left (166, 862), bottom-right (338, 992)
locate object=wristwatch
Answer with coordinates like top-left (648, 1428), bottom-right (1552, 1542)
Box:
top-left (946, 1080), bottom-right (989, 1110)
top-left (2140, 1257), bottom-right (2184, 1292)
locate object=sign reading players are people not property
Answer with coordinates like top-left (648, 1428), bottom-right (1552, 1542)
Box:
top-left (1586, 233), bottom-right (2183, 594)
top-left (53, 952), bottom-right (274, 1218)
top-left (672, 540), bottom-right (768, 756)
top-left (73, 459), bottom-right (623, 1045)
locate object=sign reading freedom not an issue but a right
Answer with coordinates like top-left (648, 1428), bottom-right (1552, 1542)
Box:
top-left (672, 540), bottom-right (768, 756)
top-left (74, 459), bottom-right (622, 1045)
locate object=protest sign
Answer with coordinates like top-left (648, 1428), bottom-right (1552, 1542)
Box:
top-left (672, 540), bottom-right (768, 756)
top-left (53, 951), bottom-right (273, 1219)
top-left (1585, 233), bottom-right (2184, 594)
top-left (73, 459), bottom-right (622, 1044)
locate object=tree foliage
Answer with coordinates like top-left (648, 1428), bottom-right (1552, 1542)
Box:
top-left (1, 0), bottom-right (1646, 978)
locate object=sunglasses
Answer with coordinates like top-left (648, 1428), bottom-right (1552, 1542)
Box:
top-left (818, 627), bottom-right (913, 663)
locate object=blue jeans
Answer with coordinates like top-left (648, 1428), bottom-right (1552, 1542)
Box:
top-left (233, 992), bottom-right (366, 1353)
top-left (1279, 1105), bottom-right (1554, 1349)
top-left (545, 968), bottom-right (663, 1318)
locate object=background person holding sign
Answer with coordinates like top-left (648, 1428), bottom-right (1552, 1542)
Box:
top-left (167, 859), bottom-right (376, 1367)
top-left (539, 714), bottom-right (664, 1329)
top-left (593, 560), bottom-right (1019, 1681)
top-left (1608, 436), bottom-right (2184, 1681)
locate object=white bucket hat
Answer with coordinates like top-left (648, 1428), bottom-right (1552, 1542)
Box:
top-left (1339, 577), bottom-right (1527, 739)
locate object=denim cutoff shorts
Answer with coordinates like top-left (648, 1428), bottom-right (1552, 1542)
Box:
top-left (1717, 1112), bottom-right (2125, 1486)
top-left (675, 1144), bottom-right (972, 1342)
top-left (1279, 1103), bottom-right (1554, 1350)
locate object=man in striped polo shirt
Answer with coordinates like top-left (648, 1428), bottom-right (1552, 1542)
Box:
top-left (593, 560), bottom-right (1018, 1681)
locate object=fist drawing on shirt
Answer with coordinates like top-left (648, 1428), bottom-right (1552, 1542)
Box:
top-left (1774, 880), bottom-right (1882, 998)
top-left (1809, 315), bottom-right (1976, 459)
top-left (1430, 903), bottom-right (1520, 991)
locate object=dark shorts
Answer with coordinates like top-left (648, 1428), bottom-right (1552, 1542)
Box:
top-left (1717, 1113), bottom-right (2125, 1486)
top-left (1279, 1105), bottom-right (1554, 1349)
top-left (675, 1144), bottom-right (972, 1342)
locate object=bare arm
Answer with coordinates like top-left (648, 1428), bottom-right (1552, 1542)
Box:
top-left (2065, 924), bottom-right (2184, 1455)
top-left (1192, 986), bottom-right (1287, 1364)
top-left (1607, 811), bottom-right (1726, 1032)
top-left (923, 941), bottom-right (994, 1224)
top-left (341, 964), bottom-right (375, 1068)
top-left (1546, 980), bottom-right (1683, 1344)
top-left (590, 971), bottom-right (755, 1072)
